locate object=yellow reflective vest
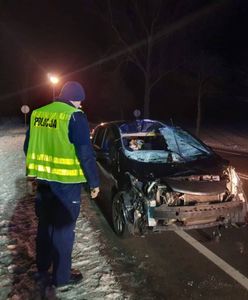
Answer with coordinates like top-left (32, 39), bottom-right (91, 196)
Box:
top-left (26, 102), bottom-right (87, 183)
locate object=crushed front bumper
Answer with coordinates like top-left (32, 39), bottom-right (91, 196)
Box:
top-left (152, 200), bottom-right (246, 229)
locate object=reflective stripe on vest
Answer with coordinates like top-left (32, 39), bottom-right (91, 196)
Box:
top-left (29, 153), bottom-right (80, 165)
top-left (28, 163), bottom-right (83, 176)
top-left (26, 102), bottom-right (87, 183)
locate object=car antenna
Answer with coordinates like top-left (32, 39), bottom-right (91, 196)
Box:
top-left (170, 118), bottom-right (182, 158)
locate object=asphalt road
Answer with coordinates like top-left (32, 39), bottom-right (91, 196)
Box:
top-left (86, 150), bottom-right (248, 300)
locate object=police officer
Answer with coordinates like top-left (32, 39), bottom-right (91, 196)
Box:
top-left (24, 81), bottom-right (100, 287)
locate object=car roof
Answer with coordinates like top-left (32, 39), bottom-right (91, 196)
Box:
top-left (96, 119), bottom-right (167, 132)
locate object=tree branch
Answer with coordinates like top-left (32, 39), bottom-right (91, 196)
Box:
top-left (132, 0), bottom-right (149, 37)
top-left (107, 0), bottom-right (146, 74)
top-left (150, 0), bottom-right (161, 36)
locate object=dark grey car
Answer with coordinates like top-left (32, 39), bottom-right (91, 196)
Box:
top-left (92, 119), bottom-right (247, 237)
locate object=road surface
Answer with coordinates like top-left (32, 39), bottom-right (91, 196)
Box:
top-left (87, 149), bottom-right (248, 300)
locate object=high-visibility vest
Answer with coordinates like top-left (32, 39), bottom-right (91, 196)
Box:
top-left (26, 101), bottom-right (87, 183)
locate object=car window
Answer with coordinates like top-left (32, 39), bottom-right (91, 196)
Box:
top-left (92, 128), bottom-right (98, 144)
top-left (120, 124), bottom-right (212, 164)
top-left (102, 127), bottom-right (117, 151)
top-left (94, 126), bottom-right (106, 148)
top-left (122, 133), bottom-right (185, 163)
top-left (123, 135), bottom-right (167, 151)
top-left (160, 127), bottom-right (212, 159)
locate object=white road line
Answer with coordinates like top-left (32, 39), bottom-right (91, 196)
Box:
top-left (239, 173), bottom-right (248, 181)
top-left (175, 230), bottom-right (248, 291)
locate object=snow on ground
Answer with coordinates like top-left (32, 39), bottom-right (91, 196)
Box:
top-left (189, 125), bottom-right (248, 153)
top-left (0, 126), bottom-right (130, 300)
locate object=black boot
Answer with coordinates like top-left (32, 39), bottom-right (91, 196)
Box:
top-left (68, 269), bottom-right (83, 285)
top-left (55, 269), bottom-right (83, 288)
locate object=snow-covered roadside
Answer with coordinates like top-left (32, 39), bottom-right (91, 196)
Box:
top-left (187, 126), bottom-right (248, 154)
top-left (0, 127), bottom-right (130, 300)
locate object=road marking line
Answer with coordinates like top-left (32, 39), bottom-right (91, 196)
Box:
top-left (239, 173), bottom-right (248, 181)
top-left (175, 230), bottom-right (248, 291)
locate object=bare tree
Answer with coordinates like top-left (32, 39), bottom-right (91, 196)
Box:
top-left (191, 52), bottom-right (225, 136)
top-left (196, 53), bottom-right (207, 137)
top-left (100, 61), bottom-right (135, 120)
top-left (92, 0), bottom-right (178, 118)
top-left (90, 1), bottom-right (226, 120)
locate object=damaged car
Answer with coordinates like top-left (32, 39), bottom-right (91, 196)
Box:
top-left (91, 119), bottom-right (247, 237)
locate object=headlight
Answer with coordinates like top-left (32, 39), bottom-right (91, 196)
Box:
top-left (230, 167), bottom-right (239, 192)
top-left (228, 167), bottom-right (246, 202)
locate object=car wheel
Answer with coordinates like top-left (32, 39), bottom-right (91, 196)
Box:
top-left (112, 192), bottom-right (131, 238)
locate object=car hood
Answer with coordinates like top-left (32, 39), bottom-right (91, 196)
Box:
top-left (123, 154), bottom-right (228, 182)
top-left (162, 177), bottom-right (226, 195)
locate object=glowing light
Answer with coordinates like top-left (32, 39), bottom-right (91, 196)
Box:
top-left (47, 73), bottom-right (60, 99)
top-left (48, 73), bottom-right (59, 85)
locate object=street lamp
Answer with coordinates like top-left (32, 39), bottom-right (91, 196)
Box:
top-left (48, 73), bottom-right (59, 100)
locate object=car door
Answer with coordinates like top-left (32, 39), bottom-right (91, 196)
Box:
top-left (92, 125), bottom-right (119, 205)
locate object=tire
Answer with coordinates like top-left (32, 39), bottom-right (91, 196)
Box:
top-left (111, 191), bottom-right (131, 238)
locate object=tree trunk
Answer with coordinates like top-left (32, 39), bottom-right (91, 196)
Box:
top-left (143, 36), bottom-right (152, 119)
top-left (143, 84), bottom-right (151, 118)
top-left (196, 80), bottom-right (202, 137)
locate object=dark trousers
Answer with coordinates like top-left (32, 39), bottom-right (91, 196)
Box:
top-left (35, 180), bottom-right (82, 286)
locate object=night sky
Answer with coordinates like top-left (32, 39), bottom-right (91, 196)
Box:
top-left (0, 0), bottom-right (248, 126)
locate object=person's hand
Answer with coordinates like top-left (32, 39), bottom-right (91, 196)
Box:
top-left (90, 187), bottom-right (100, 199)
